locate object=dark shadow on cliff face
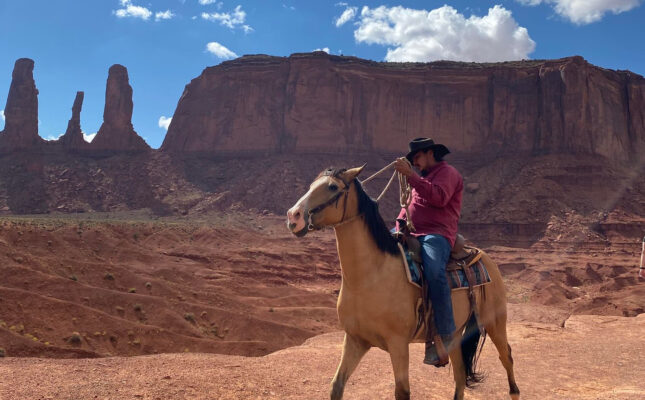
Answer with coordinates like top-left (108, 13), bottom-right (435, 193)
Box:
top-left (175, 152), bottom-right (643, 249)
top-left (0, 152), bottom-right (171, 216)
top-left (0, 151), bottom-right (642, 249)
top-left (1, 153), bottom-right (49, 214)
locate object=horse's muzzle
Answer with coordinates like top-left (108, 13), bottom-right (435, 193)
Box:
top-left (287, 204), bottom-right (309, 236)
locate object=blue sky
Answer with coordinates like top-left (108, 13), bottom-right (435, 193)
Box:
top-left (1, 0), bottom-right (644, 148)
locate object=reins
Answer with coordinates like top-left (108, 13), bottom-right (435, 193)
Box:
top-left (360, 160), bottom-right (416, 232)
top-left (306, 160), bottom-right (416, 232)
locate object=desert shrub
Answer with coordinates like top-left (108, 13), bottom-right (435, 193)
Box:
top-left (145, 282), bottom-right (152, 289)
top-left (0, 348), bottom-right (5, 357)
top-left (69, 275), bottom-right (78, 281)
top-left (184, 313), bottom-right (196, 324)
top-left (104, 272), bottom-right (115, 281)
top-left (133, 304), bottom-right (143, 312)
top-left (115, 306), bottom-right (125, 314)
top-left (128, 288), bottom-right (136, 293)
top-left (67, 332), bottom-right (82, 345)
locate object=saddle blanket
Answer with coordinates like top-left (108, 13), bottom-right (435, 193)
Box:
top-left (399, 244), bottom-right (492, 290)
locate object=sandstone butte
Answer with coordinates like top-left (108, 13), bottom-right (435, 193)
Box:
top-left (1, 53), bottom-right (643, 161)
top-left (160, 52), bottom-right (645, 162)
top-left (0, 59), bottom-right (149, 154)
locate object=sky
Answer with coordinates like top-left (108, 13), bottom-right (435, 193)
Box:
top-left (1, 0), bottom-right (644, 149)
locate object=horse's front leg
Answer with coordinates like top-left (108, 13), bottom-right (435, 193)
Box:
top-left (330, 333), bottom-right (370, 400)
top-left (387, 337), bottom-right (411, 400)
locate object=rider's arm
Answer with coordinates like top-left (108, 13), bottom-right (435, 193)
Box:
top-left (407, 167), bottom-right (461, 208)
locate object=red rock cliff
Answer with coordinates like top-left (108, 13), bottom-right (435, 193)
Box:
top-left (59, 91), bottom-right (88, 150)
top-left (90, 64), bottom-right (150, 152)
top-left (161, 53), bottom-right (645, 161)
top-left (0, 58), bottom-right (44, 152)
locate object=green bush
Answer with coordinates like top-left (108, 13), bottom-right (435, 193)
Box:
top-left (67, 332), bottom-right (82, 345)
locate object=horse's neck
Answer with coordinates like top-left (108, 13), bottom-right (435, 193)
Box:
top-left (334, 217), bottom-right (389, 288)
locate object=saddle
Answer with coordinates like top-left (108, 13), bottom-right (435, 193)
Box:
top-left (394, 218), bottom-right (478, 272)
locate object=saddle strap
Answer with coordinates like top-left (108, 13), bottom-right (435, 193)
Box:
top-left (463, 263), bottom-right (485, 334)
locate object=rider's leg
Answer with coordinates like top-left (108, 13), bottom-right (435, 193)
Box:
top-left (419, 234), bottom-right (455, 365)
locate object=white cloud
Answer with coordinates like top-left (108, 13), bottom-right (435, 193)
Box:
top-left (517, 0), bottom-right (544, 4)
top-left (314, 47), bottom-right (330, 53)
top-left (155, 10), bottom-right (174, 21)
top-left (114, 0), bottom-right (152, 20)
top-left (516, 0), bottom-right (642, 24)
top-left (83, 132), bottom-right (97, 143)
top-left (199, 0), bottom-right (221, 5)
top-left (335, 6), bottom-right (358, 27)
top-left (353, 5), bottom-right (535, 63)
top-left (158, 116), bottom-right (172, 130)
top-left (201, 5), bottom-right (252, 31)
top-left (0, 110), bottom-right (4, 121)
top-left (44, 133), bottom-right (64, 142)
top-left (206, 42), bottom-right (238, 59)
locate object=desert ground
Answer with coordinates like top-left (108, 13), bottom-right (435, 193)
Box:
top-left (0, 212), bottom-right (643, 399)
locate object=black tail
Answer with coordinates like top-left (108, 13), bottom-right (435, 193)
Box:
top-left (461, 313), bottom-right (486, 387)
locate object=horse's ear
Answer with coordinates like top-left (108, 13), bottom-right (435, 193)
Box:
top-left (344, 164), bottom-right (366, 181)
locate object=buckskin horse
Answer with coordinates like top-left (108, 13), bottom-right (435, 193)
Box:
top-left (286, 166), bottom-right (520, 400)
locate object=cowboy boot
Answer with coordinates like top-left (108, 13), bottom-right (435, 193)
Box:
top-left (423, 333), bottom-right (454, 367)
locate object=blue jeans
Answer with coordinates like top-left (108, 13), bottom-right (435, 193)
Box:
top-left (419, 234), bottom-right (456, 335)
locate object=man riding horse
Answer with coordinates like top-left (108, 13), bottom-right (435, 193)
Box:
top-left (393, 137), bottom-right (464, 367)
top-left (286, 140), bottom-right (520, 399)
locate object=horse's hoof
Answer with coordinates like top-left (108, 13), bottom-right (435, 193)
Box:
top-left (510, 394), bottom-right (520, 400)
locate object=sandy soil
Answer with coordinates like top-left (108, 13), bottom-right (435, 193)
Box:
top-left (1, 314), bottom-right (643, 399)
top-left (0, 214), bottom-right (643, 399)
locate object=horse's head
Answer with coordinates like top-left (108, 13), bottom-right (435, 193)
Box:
top-left (287, 165), bottom-right (365, 237)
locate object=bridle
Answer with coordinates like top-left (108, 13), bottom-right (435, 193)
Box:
top-left (307, 171), bottom-right (354, 231)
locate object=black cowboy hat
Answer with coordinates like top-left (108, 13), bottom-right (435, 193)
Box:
top-left (405, 137), bottom-right (450, 162)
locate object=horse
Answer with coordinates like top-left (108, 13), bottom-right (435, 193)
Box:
top-left (286, 165), bottom-right (520, 400)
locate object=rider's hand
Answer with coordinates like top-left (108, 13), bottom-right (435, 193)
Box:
top-left (394, 157), bottom-right (413, 177)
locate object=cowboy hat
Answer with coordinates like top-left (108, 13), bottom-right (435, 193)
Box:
top-left (405, 137), bottom-right (450, 162)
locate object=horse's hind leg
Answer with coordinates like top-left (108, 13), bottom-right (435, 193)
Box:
top-left (486, 319), bottom-right (520, 400)
top-left (387, 338), bottom-right (411, 400)
top-left (449, 335), bottom-right (467, 400)
top-left (330, 333), bottom-right (370, 400)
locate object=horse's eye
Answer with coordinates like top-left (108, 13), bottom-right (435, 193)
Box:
top-left (329, 184), bottom-right (339, 191)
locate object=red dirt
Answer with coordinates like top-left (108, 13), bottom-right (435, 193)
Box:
top-left (0, 213), bottom-right (642, 358)
top-left (0, 212), bottom-right (642, 399)
top-left (1, 315), bottom-right (643, 399)
top-left (0, 214), bottom-right (341, 358)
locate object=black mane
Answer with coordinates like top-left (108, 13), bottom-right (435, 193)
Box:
top-left (353, 179), bottom-right (400, 255)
